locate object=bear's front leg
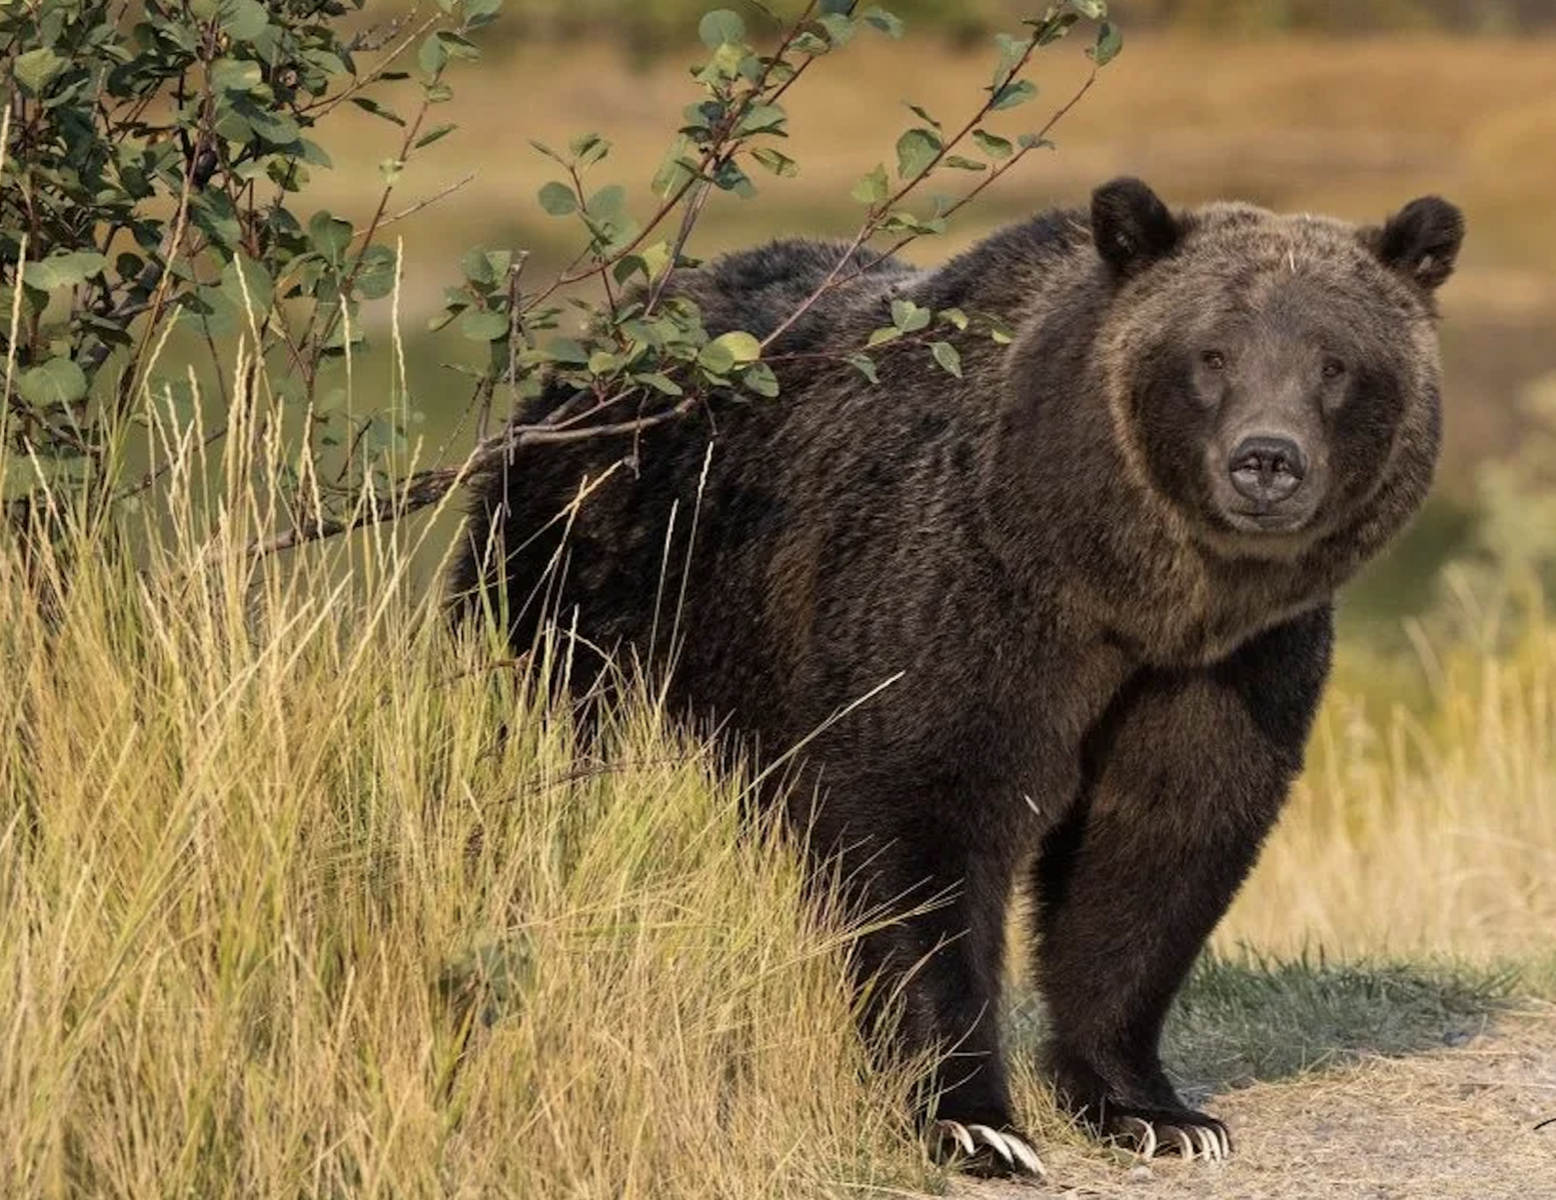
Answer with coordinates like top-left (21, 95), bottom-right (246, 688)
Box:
top-left (819, 790), bottom-right (1045, 1179)
top-left (1029, 607), bottom-right (1333, 1161)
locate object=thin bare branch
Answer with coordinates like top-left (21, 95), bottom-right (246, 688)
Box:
top-left (222, 395), bottom-right (699, 561)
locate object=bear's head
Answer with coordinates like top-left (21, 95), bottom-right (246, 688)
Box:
top-left (1089, 177), bottom-right (1464, 562)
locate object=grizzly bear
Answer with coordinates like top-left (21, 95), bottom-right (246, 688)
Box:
top-left (451, 177), bottom-right (1464, 1178)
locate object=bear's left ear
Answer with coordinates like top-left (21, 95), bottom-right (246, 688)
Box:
top-left (1365, 196), bottom-right (1465, 292)
top-left (1091, 177), bottom-right (1180, 277)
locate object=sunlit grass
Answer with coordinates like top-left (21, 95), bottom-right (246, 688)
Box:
top-left (0, 399), bottom-right (931, 1196)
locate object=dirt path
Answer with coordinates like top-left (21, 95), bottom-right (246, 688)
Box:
top-left (961, 1011), bottom-right (1556, 1200)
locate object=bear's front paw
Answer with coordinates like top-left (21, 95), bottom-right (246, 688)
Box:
top-left (1103, 1106), bottom-right (1230, 1162)
top-left (930, 1119), bottom-right (1046, 1178)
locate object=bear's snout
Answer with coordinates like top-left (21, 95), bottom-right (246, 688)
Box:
top-left (1227, 435), bottom-right (1307, 505)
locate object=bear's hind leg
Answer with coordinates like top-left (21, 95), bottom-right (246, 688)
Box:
top-left (1030, 609), bottom-right (1333, 1160)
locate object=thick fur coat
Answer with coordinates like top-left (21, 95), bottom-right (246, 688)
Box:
top-left (451, 178), bottom-right (1464, 1176)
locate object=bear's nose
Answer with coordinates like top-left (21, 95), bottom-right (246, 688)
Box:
top-left (1228, 435), bottom-right (1307, 504)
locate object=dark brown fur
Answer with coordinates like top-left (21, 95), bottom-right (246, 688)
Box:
top-left (450, 178), bottom-right (1463, 1171)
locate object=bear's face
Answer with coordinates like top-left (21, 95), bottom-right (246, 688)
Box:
top-left (1091, 179), bottom-right (1464, 560)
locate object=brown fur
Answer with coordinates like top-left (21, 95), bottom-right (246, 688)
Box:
top-left (450, 178), bottom-right (1464, 1174)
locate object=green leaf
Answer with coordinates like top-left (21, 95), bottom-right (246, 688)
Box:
top-left (570, 132), bottom-right (610, 165)
top-left (891, 299), bottom-right (930, 332)
top-left (1089, 21), bottom-right (1123, 66)
top-left (308, 211), bottom-right (354, 261)
top-left (905, 103), bottom-right (941, 131)
top-left (635, 372), bottom-right (683, 396)
top-left (742, 362), bottom-right (779, 398)
top-left (18, 358), bottom-right (88, 408)
top-left (861, 6), bottom-right (905, 37)
top-left (751, 148), bottom-right (799, 178)
top-left (210, 58), bottom-right (263, 93)
top-left (929, 340), bottom-right (962, 378)
top-left (938, 307), bottom-right (969, 330)
top-left (990, 78), bottom-right (1037, 111)
top-left (992, 32), bottom-right (1033, 83)
top-left (651, 137), bottom-right (698, 199)
top-left (972, 129), bottom-right (1013, 159)
top-left (852, 164), bottom-right (890, 206)
top-left (1032, 10), bottom-right (1081, 45)
top-left (711, 161), bottom-right (756, 198)
top-left (220, 252), bottom-right (274, 316)
top-left (418, 33), bottom-right (448, 77)
top-left (460, 308), bottom-right (509, 341)
top-left (297, 140), bottom-right (333, 168)
top-left (710, 330), bottom-right (761, 364)
top-left (586, 185), bottom-right (627, 220)
top-left (437, 31), bottom-right (482, 60)
top-left (984, 312), bottom-right (1016, 344)
top-left (13, 47), bottom-right (67, 94)
top-left (461, 246), bottom-right (498, 287)
top-left (818, 12), bottom-right (855, 46)
top-left (944, 155), bottom-right (985, 171)
top-left (537, 181), bottom-right (577, 216)
top-left (414, 123), bottom-right (457, 149)
top-left (427, 304), bottom-right (465, 332)
top-left (354, 246), bottom-right (399, 301)
top-left (737, 104), bottom-right (788, 136)
top-left (220, 0), bottom-right (269, 41)
top-left (544, 338), bottom-right (590, 365)
top-left (1017, 133), bottom-right (1054, 150)
top-left (698, 9), bottom-right (745, 48)
top-left (1067, 0), bottom-right (1106, 19)
top-left (894, 127), bottom-right (941, 181)
top-left (22, 252), bottom-right (108, 291)
top-left (846, 353), bottom-right (880, 384)
top-left (866, 326), bottom-right (902, 348)
top-left (698, 340), bottom-right (735, 375)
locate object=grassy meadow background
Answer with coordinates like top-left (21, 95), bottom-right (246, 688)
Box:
top-left (5, 2), bottom-right (1556, 1195)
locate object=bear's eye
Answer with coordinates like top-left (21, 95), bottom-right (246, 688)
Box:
top-left (1201, 350), bottom-right (1226, 371)
top-left (1321, 358), bottom-right (1346, 381)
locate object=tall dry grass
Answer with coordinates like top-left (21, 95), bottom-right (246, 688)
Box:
top-left (1220, 579), bottom-right (1556, 963)
top-left (0, 386), bottom-right (929, 1197)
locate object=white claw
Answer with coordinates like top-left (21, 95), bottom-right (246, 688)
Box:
top-left (1122, 1116), bottom-right (1156, 1160)
top-left (937, 1119), bottom-right (975, 1158)
top-left (966, 1124), bottom-right (1015, 1168)
top-left (1196, 1127), bottom-right (1220, 1161)
top-left (1218, 1126), bottom-right (1233, 1160)
top-left (1001, 1132), bottom-right (1047, 1178)
top-left (1170, 1127), bottom-right (1196, 1159)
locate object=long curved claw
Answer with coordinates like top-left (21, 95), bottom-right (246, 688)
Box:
top-left (933, 1119), bottom-right (975, 1159)
top-left (929, 1119), bottom-right (1046, 1178)
top-left (1116, 1115), bottom-right (1156, 1159)
top-left (966, 1124), bottom-right (1015, 1169)
top-left (1105, 1109), bottom-right (1231, 1166)
top-left (1000, 1131), bottom-right (1047, 1178)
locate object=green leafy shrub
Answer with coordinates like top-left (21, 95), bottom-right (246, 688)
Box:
top-left (2, 0), bottom-right (1119, 559)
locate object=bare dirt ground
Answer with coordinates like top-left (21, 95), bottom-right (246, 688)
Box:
top-left (960, 1011), bottom-right (1556, 1200)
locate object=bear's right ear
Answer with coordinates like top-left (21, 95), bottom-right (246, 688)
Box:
top-left (1364, 196), bottom-right (1465, 293)
top-left (1091, 177), bottom-right (1180, 277)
